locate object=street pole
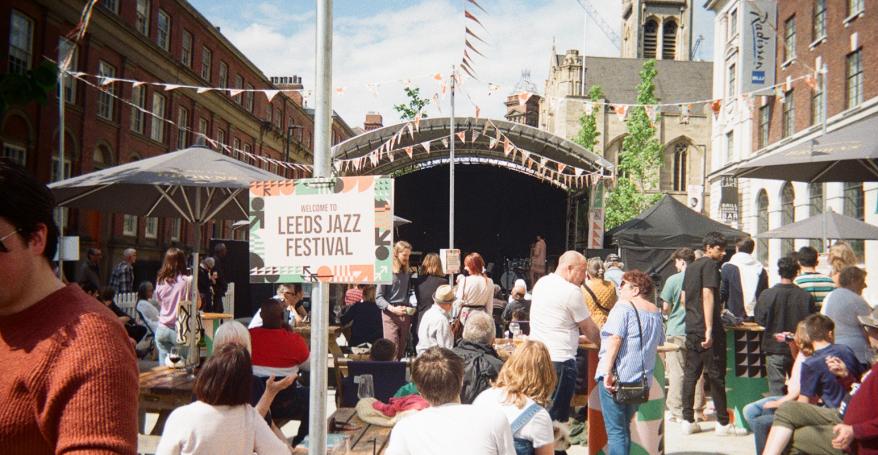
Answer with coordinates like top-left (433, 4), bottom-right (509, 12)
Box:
top-left (310, 1), bottom-right (333, 454)
top-left (448, 67), bottom-right (455, 284)
top-left (57, 66), bottom-right (66, 281)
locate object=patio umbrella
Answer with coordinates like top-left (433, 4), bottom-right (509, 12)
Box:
top-left (755, 210), bottom-right (878, 240)
top-left (732, 114), bottom-right (878, 182)
top-left (49, 146), bottom-right (285, 363)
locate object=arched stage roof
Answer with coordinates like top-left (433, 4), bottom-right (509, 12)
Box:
top-left (331, 117), bottom-right (615, 185)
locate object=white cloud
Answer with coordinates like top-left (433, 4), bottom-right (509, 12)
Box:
top-left (210, 0), bottom-right (636, 127)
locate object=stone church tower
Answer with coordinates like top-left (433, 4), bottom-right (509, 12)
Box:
top-left (621, 0), bottom-right (693, 61)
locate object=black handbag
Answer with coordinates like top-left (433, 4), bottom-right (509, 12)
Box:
top-left (611, 302), bottom-right (650, 405)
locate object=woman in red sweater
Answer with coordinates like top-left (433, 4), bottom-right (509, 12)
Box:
top-left (249, 299), bottom-right (310, 446)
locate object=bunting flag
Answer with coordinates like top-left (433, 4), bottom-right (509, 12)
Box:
top-left (574, 167), bottom-right (583, 176)
top-left (460, 61), bottom-right (477, 79)
top-left (456, 131), bottom-right (467, 143)
top-left (370, 153), bottom-right (379, 167)
top-left (517, 92), bottom-right (531, 106)
top-left (421, 141), bottom-right (431, 154)
top-left (196, 86), bottom-right (212, 94)
top-left (464, 10), bottom-right (485, 28)
top-left (804, 74), bottom-right (818, 90)
top-left (433, 93), bottom-right (442, 113)
top-left (711, 99), bottom-right (722, 116)
top-left (680, 104), bottom-right (691, 125)
top-left (433, 72), bottom-right (442, 81)
top-left (440, 80), bottom-right (447, 95)
top-left (474, 105), bottom-right (481, 118)
top-left (520, 150), bottom-right (530, 165)
top-left (774, 85), bottom-right (785, 99)
top-left (335, 87), bottom-right (346, 95)
top-left (99, 77), bottom-right (115, 86)
top-left (441, 138), bottom-right (449, 149)
top-left (646, 105), bottom-right (658, 123)
top-left (613, 105), bottom-right (627, 122)
top-left (229, 88), bottom-right (244, 98)
top-left (466, 27), bottom-right (488, 44)
top-left (404, 146), bottom-right (414, 159)
top-left (263, 89), bottom-right (280, 102)
top-left (472, 131), bottom-right (480, 142)
top-left (163, 84), bottom-right (183, 91)
top-left (388, 149), bottom-right (395, 162)
top-left (406, 122), bottom-right (415, 140)
top-left (503, 138), bottom-right (513, 157)
top-left (489, 138), bottom-right (498, 149)
top-left (414, 113), bottom-right (422, 130)
top-left (465, 40), bottom-right (486, 58)
top-left (557, 163), bottom-right (566, 173)
top-left (467, 0), bottom-right (487, 14)
top-left (132, 80), bottom-right (145, 88)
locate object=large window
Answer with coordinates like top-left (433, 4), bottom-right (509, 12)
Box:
top-left (662, 20), bottom-right (677, 60)
top-left (811, 78), bottom-right (825, 125)
top-left (809, 183), bottom-right (824, 250)
top-left (157, 10), bottom-right (170, 51)
top-left (726, 130), bottom-right (735, 163)
top-left (101, 0), bottom-right (119, 14)
top-left (727, 62), bottom-right (736, 98)
top-left (136, 0), bottom-right (150, 36)
top-left (844, 182), bottom-right (865, 261)
top-left (130, 85), bottom-right (146, 134)
top-left (9, 10), bottom-right (33, 74)
top-left (150, 93), bottom-right (166, 142)
top-left (846, 50), bottom-right (863, 109)
top-left (245, 84), bottom-right (255, 112)
top-left (177, 106), bottom-right (189, 149)
top-left (51, 148), bottom-right (72, 182)
top-left (234, 75), bottom-right (243, 104)
top-left (643, 20), bottom-right (658, 59)
top-left (169, 218), bottom-right (181, 241)
top-left (144, 217), bottom-right (158, 239)
top-left (2, 144), bottom-right (27, 166)
top-left (97, 61), bottom-right (116, 121)
top-left (57, 38), bottom-right (77, 104)
top-left (782, 90), bottom-right (795, 138)
top-left (672, 142), bottom-right (687, 192)
top-left (201, 47), bottom-right (212, 82)
top-left (759, 104), bottom-right (770, 148)
top-left (217, 128), bottom-right (226, 146)
top-left (219, 62), bottom-right (228, 89)
top-left (181, 31), bottom-right (193, 68)
top-left (813, 0), bottom-right (827, 41)
top-left (756, 190), bottom-right (769, 264)
top-left (848, 0), bottom-right (864, 17)
top-left (123, 215), bottom-right (138, 237)
top-left (93, 144), bottom-right (112, 170)
top-left (729, 8), bottom-right (738, 38)
top-left (783, 15), bottom-right (796, 62)
top-left (781, 182), bottom-right (795, 257)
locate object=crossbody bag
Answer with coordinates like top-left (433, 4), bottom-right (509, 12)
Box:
top-left (611, 302), bottom-right (650, 404)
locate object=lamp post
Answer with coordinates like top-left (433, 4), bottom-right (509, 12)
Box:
top-left (694, 143), bottom-right (708, 215)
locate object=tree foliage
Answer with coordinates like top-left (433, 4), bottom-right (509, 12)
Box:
top-left (393, 87), bottom-right (430, 120)
top-left (0, 61), bottom-right (58, 115)
top-left (572, 85), bottom-right (604, 152)
top-left (605, 60), bottom-right (663, 229)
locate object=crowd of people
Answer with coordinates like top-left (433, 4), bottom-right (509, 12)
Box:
top-left (4, 153), bottom-right (878, 455)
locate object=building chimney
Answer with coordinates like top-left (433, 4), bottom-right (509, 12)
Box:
top-left (270, 75), bottom-right (305, 106)
top-left (363, 112), bottom-right (383, 131)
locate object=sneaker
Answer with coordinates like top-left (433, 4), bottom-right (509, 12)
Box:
top-left (681, 420), bottom-right (701, 435)
top-left (715, 423), bottom-right (749, 436)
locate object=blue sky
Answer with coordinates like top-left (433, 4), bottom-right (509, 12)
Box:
top-left (190, 0), bottom-right (715, 127)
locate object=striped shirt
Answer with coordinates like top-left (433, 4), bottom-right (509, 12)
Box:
top-left (794, 272), bottom-right (836, 309)
top-left (595, 302), bottom-right (665, 383)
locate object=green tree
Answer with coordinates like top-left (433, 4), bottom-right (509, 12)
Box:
top-left (0, 61), bottom-right (58, 114)
top-left (605, 60), bottom-right (663, 229)
top-left (572, 85), bottom-right (604, 151)
top-left (393, 87), bottom-right (430, 120)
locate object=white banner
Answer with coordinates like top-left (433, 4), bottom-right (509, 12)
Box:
top-left (741, 0), bottom-right (777, 93)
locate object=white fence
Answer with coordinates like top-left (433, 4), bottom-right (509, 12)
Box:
top-left (116, 282), bottom-right (235, 319)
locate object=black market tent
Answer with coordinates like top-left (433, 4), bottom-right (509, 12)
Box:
top-left (605, 195), bottom-right (749, 284)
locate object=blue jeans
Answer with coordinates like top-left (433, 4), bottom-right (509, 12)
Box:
top-left (597, 380), bottom-right (638, 455)
top-left (743, 396), bottom-right (780, 454)
top-left (155, 324), bottom-right (186, 365)
top-left (550, 359), bottom-right (577, 422)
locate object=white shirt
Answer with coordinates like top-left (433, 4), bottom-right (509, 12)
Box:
top-left (529, 273), bottom-right (591, 362)
top-left (156, 401), bottom-right (288, 455)
top-left (386, 403), bottom-right (515, 455)
top-left (136, 299), bottom-right (160, 334)
top-left (416, 305), bottom-right (454, 355)
top-left (473, 387), bottom-right (554, 449)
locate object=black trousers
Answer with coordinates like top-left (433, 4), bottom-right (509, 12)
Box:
top-left (681, 332), bottom-right (728, 425)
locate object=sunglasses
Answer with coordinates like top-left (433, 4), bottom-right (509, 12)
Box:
top-left (0, 229), bottom-right (21, 253)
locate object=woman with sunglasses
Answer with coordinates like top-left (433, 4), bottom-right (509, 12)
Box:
top-left (595, 270), bottom-right (665, 455)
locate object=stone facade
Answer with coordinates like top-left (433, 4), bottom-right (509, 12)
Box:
top-left (622, 0), bottom-right (693, 61)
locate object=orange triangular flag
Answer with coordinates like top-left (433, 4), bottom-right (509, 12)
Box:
top-left (503, 138), bottom-right (513, 156)
top-left (404, 146), bottom-right (413, 159)
top-left (558, 163), bottom-right (566, 173)
top-left (465, 10), bottom-right (484, 28)
top-left (456, 131), bottom-right (466, 143)
top-left (421, 141), bottom-right (431, 154)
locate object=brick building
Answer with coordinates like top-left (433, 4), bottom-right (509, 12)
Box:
top-left (1, 0), bottom-right (356, 281)
top-left (707, 0), bottom-right (876, 296)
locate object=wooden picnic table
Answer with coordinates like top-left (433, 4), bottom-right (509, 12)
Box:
top-left (138, 367), bottom-right (195, 436)
top-left (294, 324), bottom-right (344, 359)
top-left (330, 407), bottom-right (392, 454)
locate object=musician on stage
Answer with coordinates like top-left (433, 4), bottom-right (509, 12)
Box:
top-left (529, 235), bottom-right (546, 286)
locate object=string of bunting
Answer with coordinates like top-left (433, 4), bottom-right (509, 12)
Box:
top-left (70, 71), bottom-right (313, 174)
top-left (459, 0), bottom-right (489, 80)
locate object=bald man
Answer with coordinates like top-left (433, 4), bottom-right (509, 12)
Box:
top-left (530, 250), bottom-right (600, 427)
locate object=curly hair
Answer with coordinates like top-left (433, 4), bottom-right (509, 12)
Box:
top-left (493, 340), bottom-right (557, 408)
top-left (829, 242), bottom-right (858, 276)
top-left (621, 270), bottom-right (654, 297)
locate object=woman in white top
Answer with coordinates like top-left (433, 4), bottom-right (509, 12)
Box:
top-left (473, 339), bottom-right (556, 455)
top-left (156, 343), bottom-right (288, 455)
top-left (135, 281), bottom-right (160, 334)
top-left (455, 252), bottom-right (496, 326)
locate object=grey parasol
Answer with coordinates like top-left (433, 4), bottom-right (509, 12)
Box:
top-left (755, 210), bottom-right (878, 240)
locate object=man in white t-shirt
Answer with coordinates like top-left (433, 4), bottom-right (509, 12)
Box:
top-left (530, 250), bottom-right (600, 425)
top-left (386, 347), bottom-right (515, 455)
top-left (416, 284), bottom-right (455, 355)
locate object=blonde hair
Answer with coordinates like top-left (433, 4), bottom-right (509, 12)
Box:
top-left (794, 320), bottom-right (813, 357)
top-left (829, 242), bottom-right (858, 276)
top-left (420, 253), bottom-right (444, 277)
top-left (362, 285), bottom-right (377, 302)
top-left (392, 241), bottom-right (412, 273)
top-left (493, 340), bottom-right (557, 408)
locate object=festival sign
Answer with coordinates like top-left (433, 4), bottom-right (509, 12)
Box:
top-left (741, 0), bottom-right (777, 93)
top-left (587, 179), bottom-right (606, 249)
top-left (249, 176), bottom-right (394, 284)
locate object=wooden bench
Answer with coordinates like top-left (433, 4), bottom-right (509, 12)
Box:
top-left (329, 407), bottom-right (392, 454)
